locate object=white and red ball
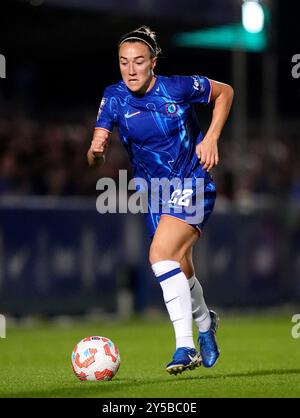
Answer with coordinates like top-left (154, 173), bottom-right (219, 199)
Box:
top-left (71, 336), bottom-right (120, 381)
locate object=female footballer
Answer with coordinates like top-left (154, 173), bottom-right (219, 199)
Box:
top-left (87, 26), bottom-right (234, 375)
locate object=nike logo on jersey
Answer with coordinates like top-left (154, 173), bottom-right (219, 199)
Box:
top-left (125, 111), bottom-right (141, 119)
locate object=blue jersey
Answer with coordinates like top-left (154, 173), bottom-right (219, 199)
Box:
top-left (95, 74), bottom-right (212, 184)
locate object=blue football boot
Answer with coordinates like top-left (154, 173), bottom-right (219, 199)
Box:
top-left (197, 310), bottom-right (220, 368)
top-left (166, 347), bottom-right (201, 375)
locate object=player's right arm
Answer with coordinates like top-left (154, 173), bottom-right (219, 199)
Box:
top-left (87, 128), bottom-right (111, 167)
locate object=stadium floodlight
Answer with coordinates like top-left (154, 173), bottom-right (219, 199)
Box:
top-left (242, 0), bottom-right (265, 33)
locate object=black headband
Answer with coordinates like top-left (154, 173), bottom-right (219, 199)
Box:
top-left (118, 31), bottom-right (157, 55)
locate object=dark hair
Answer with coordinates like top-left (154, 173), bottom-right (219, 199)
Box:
top-left (118, 26), bottom-right (162, 57)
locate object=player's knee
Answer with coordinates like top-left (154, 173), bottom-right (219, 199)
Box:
top-left (149, 241), bottom-right (182, 264)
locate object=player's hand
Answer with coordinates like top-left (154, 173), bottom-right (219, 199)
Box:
top-left (87, 129), bottom-right (111, 167)
top-left (90, 135), bottom-right (108, 158)
top-left (196, 137), bottom-right (219, 172)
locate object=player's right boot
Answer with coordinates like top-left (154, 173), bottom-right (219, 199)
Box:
top-left (197, 310), bottom-right (220, 368)
top-left (166, 347), bottom-right (201, 375)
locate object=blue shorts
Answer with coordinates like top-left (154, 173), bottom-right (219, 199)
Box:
top-left (145, 178), bottom-right (216, 239)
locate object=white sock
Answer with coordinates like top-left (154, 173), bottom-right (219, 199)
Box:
top-left (188, 275), bottom-right (211, 333)
top-left (152, 260), bottom-right (195, 349)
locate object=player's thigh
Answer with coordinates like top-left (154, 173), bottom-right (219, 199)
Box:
top-left (149, 216), bottom-right (198, 264)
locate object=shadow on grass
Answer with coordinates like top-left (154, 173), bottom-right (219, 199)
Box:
top-left (3, 368), bottom-right (300, 398)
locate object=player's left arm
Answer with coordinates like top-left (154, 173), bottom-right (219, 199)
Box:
top-left (196, 80), bottom-right (234, 172)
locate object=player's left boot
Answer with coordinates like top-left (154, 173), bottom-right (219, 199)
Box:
top-left (197, 310), bottom-right (220, 368)
top-left (166, 347), bottom-right (201, 375)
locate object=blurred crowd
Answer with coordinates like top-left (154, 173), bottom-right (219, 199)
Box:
top-left (0, 114), bottom-right (131, 196)
top-left (0, 113), bottom-right (299, 204)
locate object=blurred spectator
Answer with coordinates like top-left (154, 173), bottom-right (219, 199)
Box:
top-left (0, 113), bottom-right (131, 196)
top-left (0, 112), bottom-right (298, 204)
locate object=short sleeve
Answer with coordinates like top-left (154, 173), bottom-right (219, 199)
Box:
top-left (173, 75), bottom-right (212, 104)
top-left (95, 87), bottom-right (116, 132)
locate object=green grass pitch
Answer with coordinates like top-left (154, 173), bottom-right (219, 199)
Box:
top-left (0, 312), bottom-right (300, 398)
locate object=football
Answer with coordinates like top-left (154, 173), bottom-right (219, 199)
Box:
top-left (71, 336), bottom-right (120, 381)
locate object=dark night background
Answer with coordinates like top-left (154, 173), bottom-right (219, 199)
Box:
top-left (0, 0), bottom-right (299, 119)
